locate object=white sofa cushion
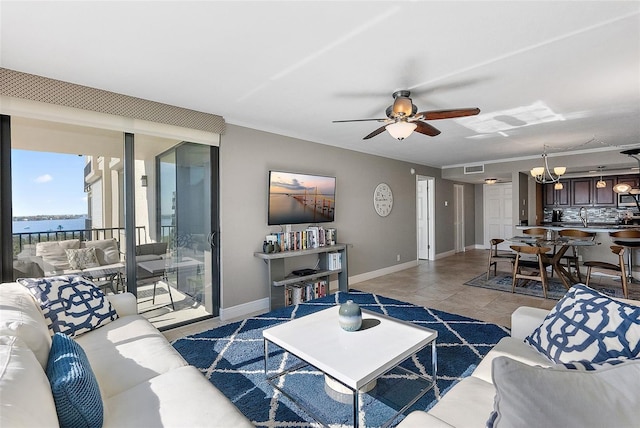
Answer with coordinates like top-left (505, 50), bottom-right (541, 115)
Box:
top-left (396, 411), bottom-right (454, 427)
top-left (103, 365), bottom-right (253, 428)
top-left (75, 315), bottom-right (188, 398)
top-left (36, 239), bottom-right (80, 274)
top-left (0, 336), bottom-right (59, 427)
top-left (0, 282), bottom-right (51, 369)
top-left (19, 275), bottom-right (118, 337)
top-left (472, 336), bottom-right (552, 384)
top-left (525, 284), bottom-right (640, 364)
top-left (488, 356), bottom-right (640, 428)
top-left (427, 376), bottom-right (496, 427)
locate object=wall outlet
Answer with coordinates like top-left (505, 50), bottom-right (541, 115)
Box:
top-left (397, 254), bottom-right (400, 262)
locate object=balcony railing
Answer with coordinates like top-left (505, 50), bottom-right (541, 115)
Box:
top-left (12, 226), bottom-right (147, 256)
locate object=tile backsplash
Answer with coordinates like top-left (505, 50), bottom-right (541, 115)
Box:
top-left (543, 207), bottom-right (637, 224)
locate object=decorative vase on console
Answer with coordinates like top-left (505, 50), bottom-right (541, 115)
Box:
top-left (338, 300), bottom-right (362, 331)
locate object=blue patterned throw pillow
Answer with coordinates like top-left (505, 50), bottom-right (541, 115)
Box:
top-left (525, 284), bottom-right (640, 364)
top-left (19, 275), bottom-right (117, 337)
top-left (47, 332), bottom-right (103, 428)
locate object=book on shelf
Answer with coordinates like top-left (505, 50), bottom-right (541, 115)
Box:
top-left (327, 252), bottom-right (342, 270)
top-left (264, 226), bottom-right (336, 254)
top-left (284, 279), bottom-right (327, 306)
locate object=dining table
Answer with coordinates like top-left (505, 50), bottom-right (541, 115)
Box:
top-left (509, 235), bottom-right (599, 290)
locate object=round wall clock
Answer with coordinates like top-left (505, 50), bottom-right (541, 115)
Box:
top-left (374, 183), bottom-right (393, 217)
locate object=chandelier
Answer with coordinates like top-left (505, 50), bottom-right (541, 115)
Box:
top-left (530, 146), bottom-right (566, 187)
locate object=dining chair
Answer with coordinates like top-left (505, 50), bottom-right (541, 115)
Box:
top-left (486, 238), bottom-right (516, 280)
top-left (609, 229), bottom-right (640, 284)
top-left (510, 245), bottom-right (553, 298)
top-left (521, 227), bottom-right (554, 276)
top-left (557, 229), bottom-right (596, 282)
top-left (522, 228), bottom-right (548, 238)
top-left (583, 245), bottom-right (629, 299)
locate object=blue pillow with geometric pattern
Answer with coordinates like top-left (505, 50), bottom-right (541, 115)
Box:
top-left (19, 275), bottom-right (117, 337)
top-left (525, 284), bottom-right (640, 364)
top-left (46, 332), bottom-right (103, 428)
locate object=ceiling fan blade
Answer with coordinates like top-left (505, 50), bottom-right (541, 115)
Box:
top-left (418, 108), bottom-right (480, 120)
top-left (363, 125), bottom-right (388, 140)
top-left (414, 121), bottom-right (441, 137)
top-left (332, 118), bottom-right (387, 123)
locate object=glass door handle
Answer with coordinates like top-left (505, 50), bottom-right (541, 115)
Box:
top-left (208, 231), bottom-right (217, 248)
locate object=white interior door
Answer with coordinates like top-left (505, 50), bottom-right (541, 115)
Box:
top-left (416, 176), bottom-right (435, 260)
top-left (418, 179), bottom-right (429, 259)
top-left (483, 183), bottom-right (513, 250)
top-left (454, 184), bottom-right (465, 253)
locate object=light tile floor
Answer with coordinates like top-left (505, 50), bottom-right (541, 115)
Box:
top-left (164, 249), bottom-right (566, 341)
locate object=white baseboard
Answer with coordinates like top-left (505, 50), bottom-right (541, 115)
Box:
top-left (349, 260), bottom-right (418, 284)
top-left (434, 249), bottom-right (456, 260)
top-left (219, 297), bottom-right (269, 322)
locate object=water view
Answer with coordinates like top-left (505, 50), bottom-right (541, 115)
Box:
top-left (12, 216), bottom-right (88, 234)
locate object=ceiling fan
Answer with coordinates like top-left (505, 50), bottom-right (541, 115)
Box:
top-left (333, 90), bottom-right (481, 140)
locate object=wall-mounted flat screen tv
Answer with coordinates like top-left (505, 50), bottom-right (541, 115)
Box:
top-left (268, 170), bottom-right (336, 225)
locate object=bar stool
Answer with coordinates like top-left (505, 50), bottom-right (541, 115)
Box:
top-left (558, 229), bottom-right (596, 282)
top-left (510, 245), bottom-right (553, 298)
top-left (583, 246), bottom-right (629, 299)
top-left (609, 230), bottom-right (640, 284)
top-left (486, 238), bottom-right (516, 279)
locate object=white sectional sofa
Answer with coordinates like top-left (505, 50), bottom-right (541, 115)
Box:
top-left (398, 286), bottom-right (640, 427)
top-left (0, 281), bottom-right (253, 427)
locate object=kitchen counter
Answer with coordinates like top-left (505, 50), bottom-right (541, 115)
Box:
top-left (520, 224), bottom-right (640, 233)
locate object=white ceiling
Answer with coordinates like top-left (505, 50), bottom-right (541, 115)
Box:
top-left (1, 1), bottom-right (639, 174)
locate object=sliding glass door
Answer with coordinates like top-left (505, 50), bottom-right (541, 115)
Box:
top-left (155, 142), bottom-right (219, 323)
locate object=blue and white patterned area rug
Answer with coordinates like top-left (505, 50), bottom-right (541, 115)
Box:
top-left (172, 291), bottom-right (510, 427)
top-left (465, 272), bottom-right (631, 300)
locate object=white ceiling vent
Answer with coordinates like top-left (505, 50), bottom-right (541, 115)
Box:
top-left (464, 164), bottom-right (485, 174)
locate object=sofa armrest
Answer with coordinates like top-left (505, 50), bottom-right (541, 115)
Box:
top-left (107, 292), bottom-right (138, 317)
top-left (511, 306), bottom-right (549, 340)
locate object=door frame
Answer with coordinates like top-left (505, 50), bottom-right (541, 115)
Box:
top-left (454, 183), bottom-right (465, 253)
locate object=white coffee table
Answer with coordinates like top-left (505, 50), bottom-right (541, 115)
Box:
top-left (263, 305), bottom-right (437, 427)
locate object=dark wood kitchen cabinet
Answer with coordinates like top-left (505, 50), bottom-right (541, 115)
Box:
top-left (571, 178), bottom-right (593, 206)
top-left (594, 177), bottom-right (617, 206)
top-left (544, 180), bottom-right (569, 206)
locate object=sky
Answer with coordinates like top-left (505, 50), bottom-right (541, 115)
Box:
top-left (11, 150), bottom-right (88, 217)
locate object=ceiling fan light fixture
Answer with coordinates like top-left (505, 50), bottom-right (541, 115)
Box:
top-left (392, 97), bottom-right (413, 116)
top-left (386, 121), bottom-right (417, 140)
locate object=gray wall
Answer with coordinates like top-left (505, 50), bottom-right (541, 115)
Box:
top-left (219, 124), bottom-right (467, 308)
